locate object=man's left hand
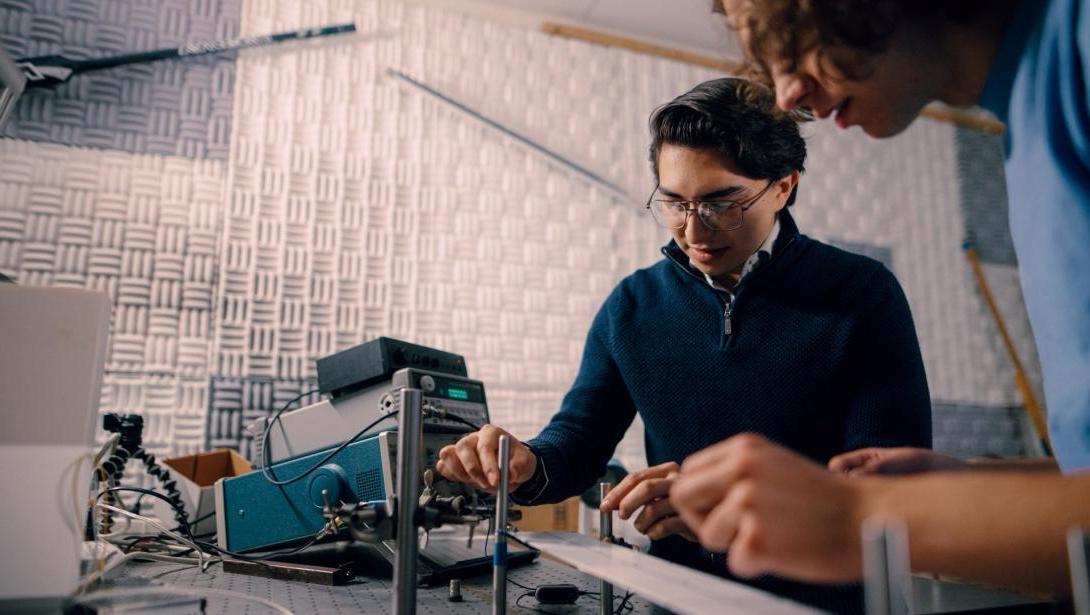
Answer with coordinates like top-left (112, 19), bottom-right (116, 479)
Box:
top-left (600, 461), bottom-right (696, 541)
top-left (670, 433), bottom-right (867, 583)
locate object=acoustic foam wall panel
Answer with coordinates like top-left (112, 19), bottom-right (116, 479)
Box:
top-left (0, 0), bottom-right (1042, 466)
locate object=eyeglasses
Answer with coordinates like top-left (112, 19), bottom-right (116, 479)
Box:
top-left (645, 179), bottom-right (775, 231)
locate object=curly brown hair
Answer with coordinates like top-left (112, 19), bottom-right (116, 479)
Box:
top-left (717, 0), bottom-right (992, 85)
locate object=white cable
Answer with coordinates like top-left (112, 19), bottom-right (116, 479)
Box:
top-left (126, 552), bottom-right (221, 568)
top-left (95, 504), bottom-right (207, 572)
top-left (74, 586), bottom-right (294, 615)
top-left (93, 433), bottom-right (121, 466)
top-left (95, 503), bottom-right (202, 559)
top-left (61, 452), bottom-right (94, 541)
top-left (75, 538), bottom-right (222, 592)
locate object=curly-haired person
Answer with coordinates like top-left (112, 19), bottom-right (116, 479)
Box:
top-left (673, 0), bottom-right (1090, 602)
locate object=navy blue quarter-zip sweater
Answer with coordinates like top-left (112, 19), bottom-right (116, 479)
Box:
top-left (521, 210), bottom-right (931, 614)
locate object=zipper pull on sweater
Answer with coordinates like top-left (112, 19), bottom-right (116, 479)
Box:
top-left (724, 296), bottom-right (734, 336)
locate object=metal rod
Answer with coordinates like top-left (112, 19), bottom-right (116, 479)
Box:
top-left (19, 23), bottom-right (357, 89)
top-left (393, 387), bottom-right (423, 615)
top-left (862, 517), bottom-right (912, 615)
top-left (493, 435), bottom-right (511, 615)
top-left (599, 482), bottom-right (614, 615)
top-left (387, 68), bottom-right (635, 204)
top-left (1069, 527), bottom-right (1090, 615)
top-left (963, 241), bottom-right (1051, 453)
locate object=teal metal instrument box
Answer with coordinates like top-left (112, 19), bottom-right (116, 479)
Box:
top-left (215, 431), bottom-right (394, 553)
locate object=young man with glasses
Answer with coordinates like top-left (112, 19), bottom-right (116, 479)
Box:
top-left (670, 0), bottom-right (1090, 601)
top-left (437, 77), bottom-right (931, 613)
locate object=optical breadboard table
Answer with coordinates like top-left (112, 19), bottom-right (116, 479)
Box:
top-left (94, 537), bottom-right (1054, 614)
top-left (100, 556), bottom-right (666, 614)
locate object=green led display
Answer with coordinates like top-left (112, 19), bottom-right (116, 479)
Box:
top-left (447, 387), bottom-right (470, 400)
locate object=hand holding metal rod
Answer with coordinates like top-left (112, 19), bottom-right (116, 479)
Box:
top-left (493, 435), bottom-right (511, 615)
top-left (600, 482), bottom-right (614, 615)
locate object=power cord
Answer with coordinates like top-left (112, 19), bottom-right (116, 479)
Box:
top-left (257, 387), bottom-right (320, 474)
top-left (95, 486), bottom-right (195, 539)
top-left (260, 410), bottom-right (398, 486)
top-left (615, 590), bottom-right (634, 614)
top-left (258, 388), bottom-right (481, 488)
top-left (505, 530), bottom-right (637, 613)
top-left (506, 570), bottom-right (634, 612)
top-left (510, 577), bottom-right (598, 611)
top-left (420, 404), bottom-right (481, 432)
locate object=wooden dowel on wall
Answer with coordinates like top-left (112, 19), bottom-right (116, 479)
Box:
top-left (541, 21), bottom-right (1004, 136)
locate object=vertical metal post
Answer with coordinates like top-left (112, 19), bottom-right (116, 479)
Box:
top-left (599, 482), bottom-right (614, 615)
top-left (493, 435), bottom-right (510, 615)
top-left (862, 517), bottom-right (913, 615)
top-left (1068, 527), bottom-right (1090, 615)
top-left (393, 388), bottom-right (423, 615)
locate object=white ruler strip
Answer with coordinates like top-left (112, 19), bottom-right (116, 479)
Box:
top-left (517, 531), bottom-right (825, 615)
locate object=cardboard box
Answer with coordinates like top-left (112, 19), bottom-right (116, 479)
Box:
top-left (157, 449), bottom-right (252, 537)
top-left (513, 496), bottom-right (581, 533)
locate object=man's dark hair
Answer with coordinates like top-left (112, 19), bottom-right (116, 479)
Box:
top-left (649, 77), bottom-right (806, 206)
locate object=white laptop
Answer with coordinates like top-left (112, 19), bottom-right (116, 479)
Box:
top-left (0, 284), bottom-right (111, 603)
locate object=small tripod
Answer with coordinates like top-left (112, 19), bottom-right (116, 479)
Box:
top-left (93, 413), bottom-right (187, 536)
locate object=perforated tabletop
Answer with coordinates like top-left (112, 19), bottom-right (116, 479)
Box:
top-left (102, 556), bottom-right (664, 614)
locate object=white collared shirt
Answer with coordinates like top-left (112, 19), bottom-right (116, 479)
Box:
top-left (696, 217), bottom-right (781, 293)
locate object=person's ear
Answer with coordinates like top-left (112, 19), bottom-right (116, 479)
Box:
top-left (773, 170), bottom-right (799, 212)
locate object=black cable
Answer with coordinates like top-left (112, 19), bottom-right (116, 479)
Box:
top-left (259, 387), bottom-right (320, 482)
top-left (194, 529), bottom-right (325, 562)
top-left (97, 487), bottom-right (325, 563)
top-left (614, 590), bottom-right (634, 614)
top-left (126, 530), bottom-right (311, 563)
top-left (514, 592), bottom-right (539, 611)
top-left (261, 410), bottom-right (397, 486)
top-left (128, 534), bottom-right (197, 558)
top-left (95, 415), bottom-right (188, 536)
top-left (440, 413), bottom-right (482, 432)
top-left (506, 576), bottom-right (536, 591)
top-left (95, 486), bottom-right (194, 539)
top-left (188, 509), bottom-right (216, 526)
top-left (506, 568), bottom-right (601, 610)
top-left (119, 535), bottom-right (152, 554)
top-left (512, 587), bottom-right (603, 613)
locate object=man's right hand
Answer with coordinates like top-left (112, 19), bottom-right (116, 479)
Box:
top-left (436, 424), bottom-right (538, 493)
top-left (828, 447), bottom-right (967, 475)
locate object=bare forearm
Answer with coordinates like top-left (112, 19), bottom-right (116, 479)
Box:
top-left (966, 456), bottom-right (1059, 472)
top-left (862, 471), bottom-right (1090, 597)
